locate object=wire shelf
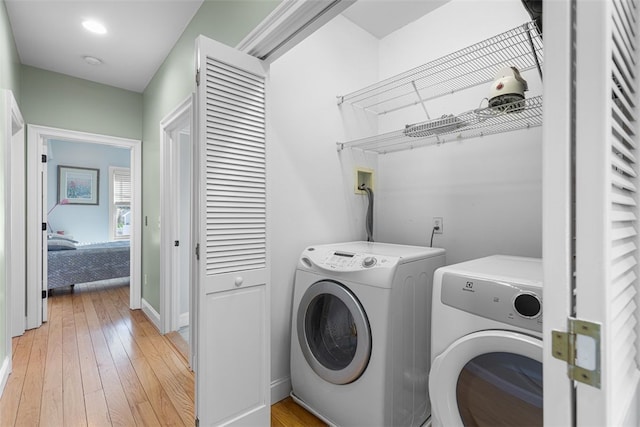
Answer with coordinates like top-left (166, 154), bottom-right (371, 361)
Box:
top-left (337, 95), bottom-right (543, 154)
top-left (337, 21), bottom-right (543, 115)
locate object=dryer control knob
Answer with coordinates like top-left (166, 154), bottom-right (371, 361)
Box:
top-left (513, 293), bottom-right (541, 318)
top-left (362, 256), bottom-right (377, 268)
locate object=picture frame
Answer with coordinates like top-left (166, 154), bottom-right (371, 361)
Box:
top-left (58, 165), bottom-right (99, 205)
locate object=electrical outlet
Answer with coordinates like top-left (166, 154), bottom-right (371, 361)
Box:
top-left (433, 217), bottom-right (443, 234)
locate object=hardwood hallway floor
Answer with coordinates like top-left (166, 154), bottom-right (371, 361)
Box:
top-left (0, 281), bottom-right (323, 426)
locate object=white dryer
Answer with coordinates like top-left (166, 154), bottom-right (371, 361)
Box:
top-left (290, 241), bottom-right (445, 427)
top-left (429, 255), bottom-right (543, 427)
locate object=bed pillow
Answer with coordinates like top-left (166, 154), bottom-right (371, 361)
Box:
top-left (48, 239), bottom-right (77, 251)
top-left (48, 234), bottom-right (78, 243)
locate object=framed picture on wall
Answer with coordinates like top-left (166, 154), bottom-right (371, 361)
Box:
top-left (58, 165), bottom-right (99, 205)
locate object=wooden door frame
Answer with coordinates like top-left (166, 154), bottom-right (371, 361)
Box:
top-left (26, 125), bottom-right (142, 329)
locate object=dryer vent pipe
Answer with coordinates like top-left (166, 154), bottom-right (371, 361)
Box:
top-left (358, 183), bottom-right (374, 242)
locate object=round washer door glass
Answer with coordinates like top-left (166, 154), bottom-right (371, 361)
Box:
top-left (457, 352), bottom-right (542, 426)
top-left (429, 331), bottom-right (542, 427)
top-left (297, 280), bottom-right (371, 385)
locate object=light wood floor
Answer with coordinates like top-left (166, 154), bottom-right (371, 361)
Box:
top-left (0, 281), bottom-right (323, 426)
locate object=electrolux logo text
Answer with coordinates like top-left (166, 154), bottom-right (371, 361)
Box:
top-left (462, 280), bottom-right (475, 292)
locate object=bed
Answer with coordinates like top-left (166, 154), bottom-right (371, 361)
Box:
top-left (47, 237), bottom-right (130, 291)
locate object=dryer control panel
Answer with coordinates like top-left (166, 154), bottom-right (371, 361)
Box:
top-left (441, 272), bottom-right (542, 332)
top-left (300, 247), bottom-right (398, 272)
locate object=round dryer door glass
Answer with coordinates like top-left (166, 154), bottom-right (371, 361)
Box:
top-left (297, 280), bottom-right (371, 385)
top-left (456, 352), bottom-right (542, 426)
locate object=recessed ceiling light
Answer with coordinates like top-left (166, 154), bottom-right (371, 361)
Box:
top-left (82, 20), bottom-right (107, 35)
top-left (83, 55), bottom-right (103, 66)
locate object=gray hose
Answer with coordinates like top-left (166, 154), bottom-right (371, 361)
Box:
top-left (358, 184), bottom-right (374, 242)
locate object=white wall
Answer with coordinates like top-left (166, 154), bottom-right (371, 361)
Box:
top-left (375, 0), bottom-right (542, 264)
top-left (269, 15), bottom-right (379, 399)
top-left (47, 139), bottom-right (130, 242)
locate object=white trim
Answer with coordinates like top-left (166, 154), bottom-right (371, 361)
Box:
top-left (5, 89), bottom-right (25, 348)
top-left (141, 298), bottom-right (161, 331)
top-left (235, 0), bottom-right (355, 63)
top-left (27, 125), bottom-right (142, 330)
top-left (0, 355), bottom-right (10, 398)
top-left (541, 1), bottom-right (575, 426)
top-left (270, 376), bottom-right (291, 404)
top-left (1, 90), bottom-right (22, 395)
top-left (160, 95), bottom-right (193, 334)
top-left (179, 312), bottom-right (189, 328)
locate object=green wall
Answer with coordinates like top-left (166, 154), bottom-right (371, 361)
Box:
top-left (0, 0), bottom-right (20, 98)
top-left (20, 66), bottom-right (142, 140)
top-left (141, 0), bottom-right (279, 310)
top-left (0, 0), bottom-right (21, 377)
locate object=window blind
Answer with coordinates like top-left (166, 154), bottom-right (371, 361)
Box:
top-left (113, 168), bottom-right (131, 205)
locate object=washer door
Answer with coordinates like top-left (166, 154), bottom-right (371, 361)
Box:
top-left (429, 331), bottom-right (542, 427)
top-left (297, 280), bottom-right (371, 385)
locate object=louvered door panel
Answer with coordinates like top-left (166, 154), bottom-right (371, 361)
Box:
top-left (574, 0), bottom-right (640, 425)
top-left (195, 35), bottom-right (270, 426)
top-left (204, 57), bottom-right (266, 276)
top-left (609, 1), bottom-right (640, 422)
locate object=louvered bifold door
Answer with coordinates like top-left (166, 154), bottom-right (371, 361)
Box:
top-left (194, 35), bottom-right (270, 426)
top-left (575, 0), bottom-right (640, 425)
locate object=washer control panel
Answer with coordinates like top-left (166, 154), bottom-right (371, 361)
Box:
top-left (441, 272), bottom-right (542, 332)
top-left (301, 247), bottom-right (396, 272)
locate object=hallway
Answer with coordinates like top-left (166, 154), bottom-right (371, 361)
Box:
top-left (0, 281), bottom-right (194, 426)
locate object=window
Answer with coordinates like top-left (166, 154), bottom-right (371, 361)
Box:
top-left (109, 167), bottom-right (131, 240)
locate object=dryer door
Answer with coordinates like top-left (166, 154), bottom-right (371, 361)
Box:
top-left (297, 280), bottom-right (371, 385)
top-left (429, 330), bottom-right (543, 427)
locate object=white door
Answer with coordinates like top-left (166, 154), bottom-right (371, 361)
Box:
top-left (544, 0), bottom-right (640, 425)
top-left (26, 131), bottom-right (49, 327)
top-left (194, 35), bottom-right (270, 426)
top-left (41, 141), bottom-right (49, 323)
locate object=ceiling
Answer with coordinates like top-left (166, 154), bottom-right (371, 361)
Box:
top-left (5, 0), bottom-right (448, 93)
top-left (5, 0), bottom-right (204, 93)
top-left (342, 0), bottom-right (450, 39)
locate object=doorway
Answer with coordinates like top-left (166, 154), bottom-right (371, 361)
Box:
top-left (160, 96), bottom-right (194, 364)
top-left (26, 125), bottom-right (142, 329)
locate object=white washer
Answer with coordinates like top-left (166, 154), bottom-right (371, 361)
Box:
top-left (290, 241), bottom-right (445, 427)
top-left (429, 255), bottom-right (543, 427)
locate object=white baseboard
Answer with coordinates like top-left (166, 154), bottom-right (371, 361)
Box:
top-left (0, 355), bottom-right (11, 398)
top-left (179, 312), bottom-right (189, 328)
top-left (271, 376), bottom-right (291, 404)
top-left (141, 298), bottom-right (161, 331)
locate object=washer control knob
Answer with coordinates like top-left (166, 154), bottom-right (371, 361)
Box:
top-left (362, 256), bottom-right (377, 268)
top-left (513, 293), bottom-right (541, 318)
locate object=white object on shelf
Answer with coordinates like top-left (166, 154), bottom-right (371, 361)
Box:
top-left (337, 21), bottom-right (542, 115)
